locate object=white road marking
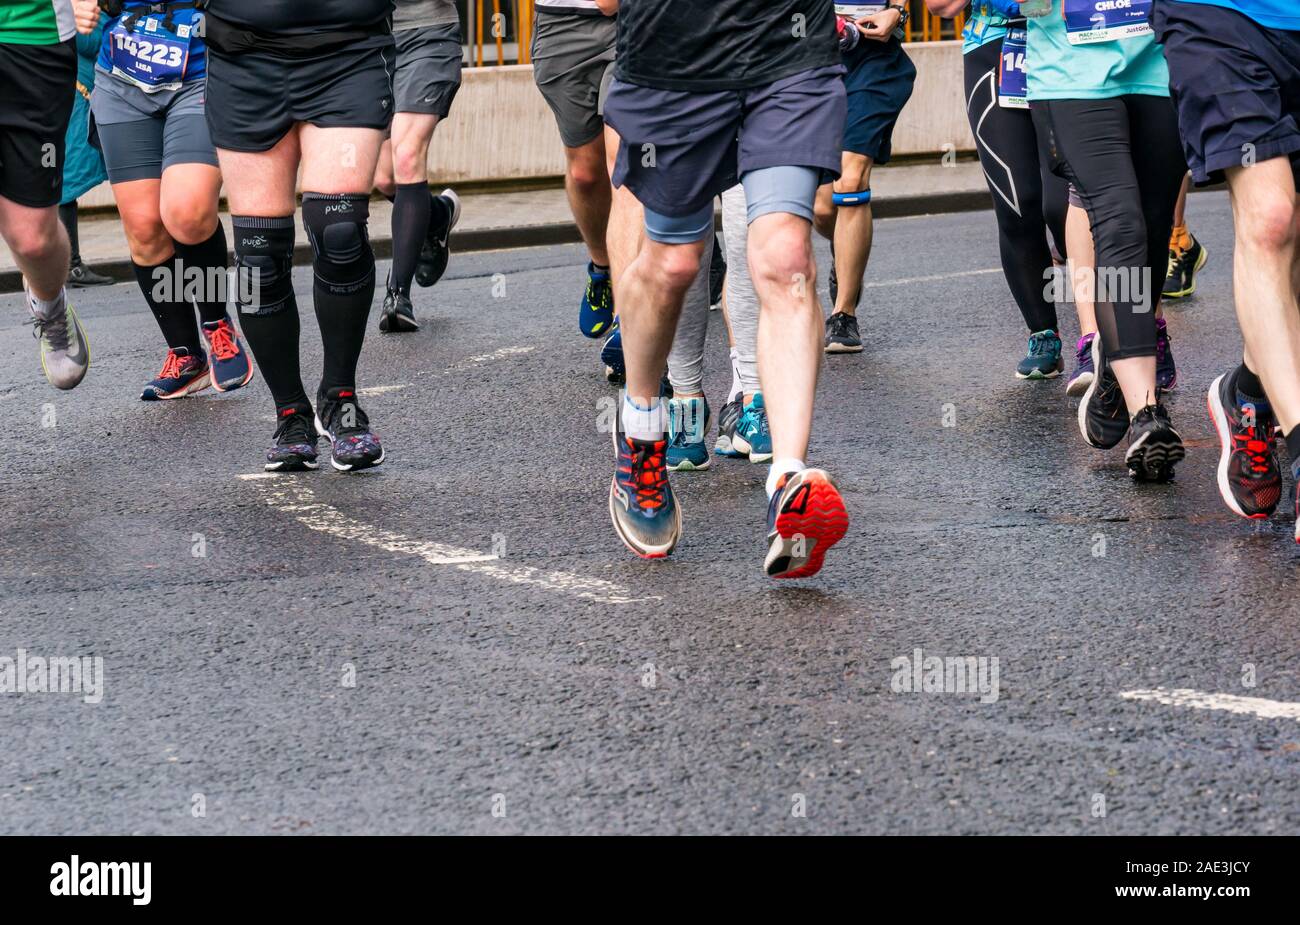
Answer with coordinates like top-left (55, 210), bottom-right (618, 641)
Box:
top-left (239, 474), bottom-right (654, 604)
top-left (1120, 688), bottom-right (1300, 722)
top-left (357, 384), bottom-right (409, 396)
top-left (860, 268), bottom-right (1002, 290)
top-left (454, 345), bottom-right (536, 368)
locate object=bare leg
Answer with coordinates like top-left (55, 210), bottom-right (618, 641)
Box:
top-left (1066, 203), bottom-right (1097, 336)
top-left (0, 196), bottom-right (70, 301)
top-left (564, 134), bottom-right (612, 267)
top-left (830, 152), bottom-right (874, 317)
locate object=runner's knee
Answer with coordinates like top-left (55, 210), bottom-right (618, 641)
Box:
top-left (232, 215), bottom-right (296, 314)
top-left (301, 193), bottom-right (375, 292)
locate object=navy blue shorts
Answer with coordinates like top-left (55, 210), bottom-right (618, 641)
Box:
top-left (1151, 0), bottom-right (1300, 188)
top-left (603, 65), bottom-right (847, 219)
top-left (841, 39), bottom-right (916, 163)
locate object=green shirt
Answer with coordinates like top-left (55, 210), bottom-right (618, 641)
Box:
top-left (1026, 0), bottom-right (1170, 101)
top-left (963, 5), bottom-right (1012, 55)
top-left (0, 0), bottom-right (76, 45)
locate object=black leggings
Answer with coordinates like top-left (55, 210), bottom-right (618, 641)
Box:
top-left (1032, 95), bottom-right (1187, 360)
top-left (963, 38), bottom-right (1068, 334)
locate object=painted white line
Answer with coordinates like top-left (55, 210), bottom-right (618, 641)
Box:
top-left (357, 384), bottom-right (409, 396)
top-left (860, 267), bottom-right (1002, 290)
top-left (240, 476), bottom-right (655, 604)
top-left (1120, 688), bottom-right (1300, 722)
top-left (454, 345), bottom-right (536, 368)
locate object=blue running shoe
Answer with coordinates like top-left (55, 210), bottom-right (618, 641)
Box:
top-left (580, 262), bottom-right (614, 338)
top-left (733, 392), bottom-right (773, 463)
top-left (714, 395), bottom-right (744, 457)
top-left (609, 422), bottom-right (681, 559)
top-left (141, 347), bottom-right (210, 401)
top-left (667, 396), bottom-right (711, 471)
top-left (1015, 329), bottom-right (1063, 380)
top-left (202, 317), bottom-right (254, 392)
top-left (601, 322), bottom-right (624, 384)
top-left (1065, 333), bottom-right (1096, 398)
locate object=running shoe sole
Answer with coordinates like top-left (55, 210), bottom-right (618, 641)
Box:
top-left (379, 306), bottom-right (420, 333)
top-left (415, 189), bottom-right (461, 289)
top-left (264, 455), bottom-right (319, 473)
top-left (1065, 370), bottom-right (1094, 398)
top-left (141, 368), bottom-right (211, 401)
top-left (825, 342), bottom-right (863, 354)
top-left (668, 457), bottom-right (710, 472)
top-left (1163, 244), bottom-right (1208, 299)
top-left (1015, 364), bottom-right (1063, 381)
top-left (731, 433), bottom-right (773, 464)
top-left (1125, 426), bottom-right (1185, 482)
top-left (1207, 372), bottom-right (1274, 519)
top-left (765, 469), bottom-right (848, 579)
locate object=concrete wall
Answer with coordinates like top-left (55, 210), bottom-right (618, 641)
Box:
top-left (78, 41), bottom-right (971, 208)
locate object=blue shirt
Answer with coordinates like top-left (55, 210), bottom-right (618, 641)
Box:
top-left (1174, 0), bottom-right (1299, 31)
top-left (97, 2), bottom-right (205, 83)
top-left (1026, 0), bottom-right (1170, 101)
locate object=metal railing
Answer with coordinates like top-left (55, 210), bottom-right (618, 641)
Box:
top-left (459, 1), bottom-right (964, 68)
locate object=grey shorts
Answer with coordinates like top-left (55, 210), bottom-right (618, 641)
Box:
top-left (605, 65), bottom-right (847, 219)
top-left (394, 23), bottom-right (463, 117)
top-left (90, 73), bottom-right (218, 182)
top-left (532, 11), bottom-right (616, 148)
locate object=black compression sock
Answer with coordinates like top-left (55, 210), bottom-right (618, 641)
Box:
top-left (232, 215), bottom-right (309, 413)
top-left (302, 194), bottom-right (376, 395)
top-left (133, 255), bottom-right (202, 353)
top-left (390, 182), bottom-right (430, 297)
top-left (59, 202), bottom-right (80, 264)
top-left (175, 223), bottom-right (231, 325)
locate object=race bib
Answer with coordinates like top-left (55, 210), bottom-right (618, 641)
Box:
top-left (997, 26), bottom-right (1028, 109)
top-left (1063, 0), bottom-right (1153, 45)
top-left (107, 12), bottom-right (193, 93)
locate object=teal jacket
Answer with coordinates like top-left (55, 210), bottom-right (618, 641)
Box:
top-left (62, 15), bottom-right (109, 205)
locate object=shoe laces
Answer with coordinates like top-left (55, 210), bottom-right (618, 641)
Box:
top-left (586, 274), bottom-right (611, 311)
top-left (205, 320), bottom-right (240, 361)
top-left (620, 438), bottom-right (668, 512)
top-left (159, 349), bottom-right (188, 380)
top-left (1232, 415), bottom-right (1274, 475)
top-left (1075, 336), bottom-right (1093, 364)
top-left (829, 313), bottom-right (854, 338)
top-left (1027, 331), bottom-right (1057, 357)
top-left (274, 409), bottom-right (314, 445)
top-left (323, 392), bottom-right (370, 436)
top-left (29, 310), bottom-right (69, 352)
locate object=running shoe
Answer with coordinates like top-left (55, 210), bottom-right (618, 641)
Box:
top-left (1293, 476), bottom-right (1300, 544)
top-left (1065, 333), bottom-right (1096, 398)
top-left (1015, 329), bottom-right (1063, 380)
top-left (265, 406), bottom-right (319, 472)
top-left (28, 288), bottom-right (89, 390)
top-left (609, 422), bottom-right (681, 559)
top-left (67, 258), bottom-right (113, 288)
top-left (666, 396), bottom-right (711, 471)
top-left (579, 261), bottom-right (614, 338)
top-left (828, 238), bottom-right (838, 308)
top-left (1207, 370), bottom-right (1282, 518)
top-left (1155, 317), bottom-right (1177, 392)
top-left (202, 317), bottom-right (254, 392)
top-left (825, 312), bottom-right (862, 353)
top-left (708, 235), bottom-right (726, 311)
top-left (141, 347), bottom-right (210, 401)
top-left (733, 392), bottom-right (773, 463)
top-left (415, 188), bottom-right (460, 288)
top-left (1125, 403), bottom-right (1185, 482)
top-left (1162, 233), bottom-right (1207, 299)
top-left (714, 395), bottom-right (744, 457)
top-left (379, 287), bottom-right (419, 333)
top-left (601, 322), bottom-right (625, 384)
top-left (315, 387), bottom-right (385, 472)
top-left (764, 468), bottom-right (849, 579)
top-left (1077, 334), bottom-right (1129, 449)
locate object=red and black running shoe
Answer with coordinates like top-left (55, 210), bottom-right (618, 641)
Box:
top-left (1207, 370), bottom-right (1281, 518)
top-left (764, 468), bottom-right (848, 579)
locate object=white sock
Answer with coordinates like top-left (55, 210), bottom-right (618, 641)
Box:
top-left (728, 347), bottom-right (742, 402)
top-left (766, 457), bottom-right (806, 498)
top-left (28, 287), bottom-right (65, 321)
top-left (622, 392), bottom-right (665, 442)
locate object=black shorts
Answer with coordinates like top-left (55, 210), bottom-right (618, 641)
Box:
top-left (205, 41), bottom-right (396, 152)
top-left (0, 40), bottom-right (76, 208)
top-left (1151, 0), bottom-right (1300, 188)
top-left (842, 40), bottom-right (916, 163)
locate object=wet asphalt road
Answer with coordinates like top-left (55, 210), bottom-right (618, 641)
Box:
top-left (0, 190), bottom-right (1297, 835)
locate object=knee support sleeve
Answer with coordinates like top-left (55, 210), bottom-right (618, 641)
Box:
top-left (301, 193), bottom-right (375, 295)
top-left (832, 189), bottom-right (871, 207)
top-left (232, 215), bottom-right (296, 315)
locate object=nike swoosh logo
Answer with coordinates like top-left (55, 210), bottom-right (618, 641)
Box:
top-left (65, 318), bottom-right (88, 366)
